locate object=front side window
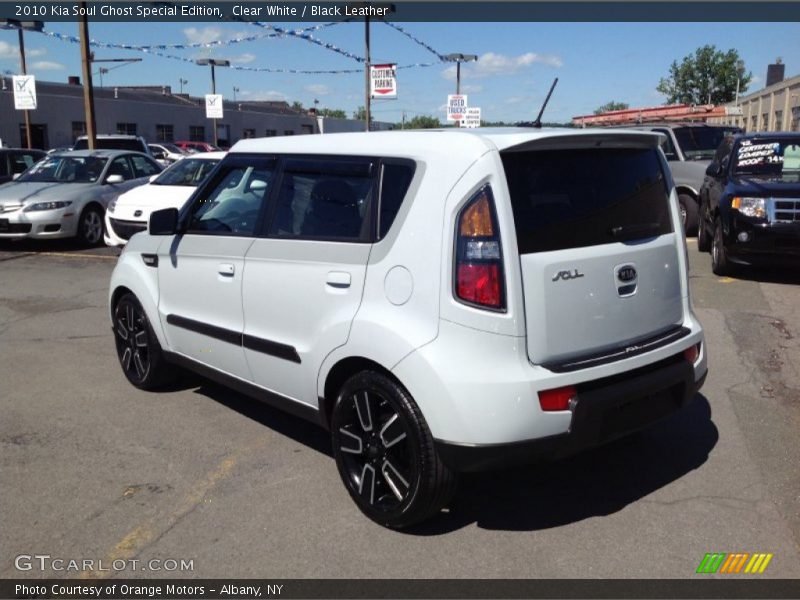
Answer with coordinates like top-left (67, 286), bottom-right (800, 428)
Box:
top-left (268, 158), bottom-right (375, 241)
top-left (108, 156), bottom-right (135, 180)
top-left (130, 155), bottom-right (161, 178)
top-left (11, 152), bottom-right (41, 174)
top-left (185, 159), bottom-right (275, 236)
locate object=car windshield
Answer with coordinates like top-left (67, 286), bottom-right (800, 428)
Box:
top-left (152, 157), bottom-right (220, 186)
top-left (732, 138), bottom-right (800, 181)
top-left (17, 155), bottom-right (107, 183)
top-left (673, 127), bottom-right (740, 160)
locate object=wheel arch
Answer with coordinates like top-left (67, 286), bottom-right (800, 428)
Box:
top-left (675, 186), bottom-right (698, 201)
top-left (320, 356), bottom-right (402, 429)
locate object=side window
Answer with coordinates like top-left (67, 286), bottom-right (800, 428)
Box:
top-left (654, 129), bottom-right (677, 160)
top-left (713, 138), bottom-right (734, 168)
top-left (131, 155), bottom-right (161, 178)
top-left (185, 161), bottom-right (275, 236)
top-left (268, 158), bottom-right (375, 241)
top-left (108, 157), bottom-right (134, 180)
top-left (378, 162), bottom-right (415, 239)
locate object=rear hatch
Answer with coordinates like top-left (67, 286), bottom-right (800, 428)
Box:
top-left (501, 134), bottom-right (684, 369)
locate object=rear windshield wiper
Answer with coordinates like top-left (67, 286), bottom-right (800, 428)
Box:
top-left (610, 222), bottom-right (663, 238)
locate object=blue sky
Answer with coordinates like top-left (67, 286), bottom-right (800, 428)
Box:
top-left (1, 21), bottom-right (799, 124)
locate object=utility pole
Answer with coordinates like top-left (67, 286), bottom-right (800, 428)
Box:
top-left (78, 5), bottom-right (96, 150)
top-left (17, 26), bottom-right (32, 148)
top-left (179, 78), bottom-right (188, 94)
top-left (364, 14), bottom-right (371, 132)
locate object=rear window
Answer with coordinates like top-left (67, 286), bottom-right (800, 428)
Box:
top-left (502, 147), bottom-right (672, 254)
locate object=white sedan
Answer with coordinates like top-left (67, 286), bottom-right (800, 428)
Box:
top-left (104, 152), bottom-right (224, 247)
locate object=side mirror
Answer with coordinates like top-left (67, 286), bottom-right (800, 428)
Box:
top-left (705, 163), bottom-right (721, 177)
top-left (106, 174), bottom-right (124, 185)
top-left (149, 208), bottom-right (179, 236)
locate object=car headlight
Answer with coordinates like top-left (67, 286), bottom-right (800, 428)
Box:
top-left (107, 199), bottom-right (117, 213)
top-left (24, 200), bottom-right (73, 212)
top-left (731, 197), bottom-right (767, 219)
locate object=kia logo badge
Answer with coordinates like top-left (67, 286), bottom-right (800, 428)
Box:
top-left (617, 266), bottom-right (637, 283)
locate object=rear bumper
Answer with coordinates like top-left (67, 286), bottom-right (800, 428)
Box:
top-left (435, 357), bottom-right (706, 472)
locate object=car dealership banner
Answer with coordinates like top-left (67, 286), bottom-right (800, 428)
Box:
top-left (446, 94), bottom-right (468, 122)
top-left (13, 75), bottom-right (38, 110)
top-left (370, 64), bottom-right (397, 99)
top-left (205, 94), bottom-right (223, 119)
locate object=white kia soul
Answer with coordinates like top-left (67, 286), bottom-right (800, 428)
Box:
top-left (109, 128), bottom-right (707, 528)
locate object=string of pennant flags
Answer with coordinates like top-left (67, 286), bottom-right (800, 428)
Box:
top-left (19, 21), bottom-right (449, 75)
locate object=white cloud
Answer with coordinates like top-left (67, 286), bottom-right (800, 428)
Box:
top-left (304, 84), bottom-right (330, 96)
top-left (0, 41), bottom-right (45, 60)
top-left (460, 84), bottom-right (484, 93)
top-left (239, 90), bottom-right (287, 102)
top-left (30, 61), bottom-right (64, 71)
top-left (442, 52), bottom-right (563, 81)
top-left (229, 53), bottom-right (255, 64)
top-left (183, 27), bottom-right (224, 45)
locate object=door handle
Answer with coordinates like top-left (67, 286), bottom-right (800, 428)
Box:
top-left (326, 271), bottom-right (351, 289)
top-left (218, 263), bottom-right (235, 277)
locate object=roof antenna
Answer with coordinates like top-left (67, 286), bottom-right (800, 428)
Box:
top-left (518, 78), bottom-right (559, 128)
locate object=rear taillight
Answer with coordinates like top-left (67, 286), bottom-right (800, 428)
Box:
top-left (683, 342), bottom-right (701, 364)
top-left (454, 185), bottom-right (505, 310)
top-left (538, 385), bottom-right (578, 412)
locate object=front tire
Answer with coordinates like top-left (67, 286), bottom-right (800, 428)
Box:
top-left (77, 205), bottom-right (104, 247)
top-left (711, 217), bottom-right (732, 276)
top-left (331, 371), bottom-right (457, 528)
top-left (113, 293), bottom-right (172, 390)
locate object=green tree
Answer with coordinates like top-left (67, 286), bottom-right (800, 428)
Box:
top-left (594, 101), bottom-right (629, 114)
top-left (352, 106), bottom-right (373, 122)
top-left (317, 108), bottom-right (347, 119)
top-left (403, 115), bottom-right (441, 129)
top-left (291, 101), bottom-right (304, 112)
top-left (657, 45), bottom-right (751, 105)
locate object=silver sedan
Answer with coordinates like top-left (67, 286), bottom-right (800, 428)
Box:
top-left (0, 149), bottom-right (162, 245)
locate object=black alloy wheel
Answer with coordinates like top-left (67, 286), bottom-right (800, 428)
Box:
top-left (113, 293), bottom-right (170, 390)
top-left (331, 371), bottom-right (457, 528)
top-left (711, 217), bottom-right (732, 276)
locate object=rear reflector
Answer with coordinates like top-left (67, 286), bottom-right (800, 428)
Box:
top-left (538, 385), bottom-right (578, 412)
top-left (683, 343), bottom-right (701, 364)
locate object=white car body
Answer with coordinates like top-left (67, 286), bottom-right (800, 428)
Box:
top-left (104, 152), bottom-right (224, 247)
top-left (109, 129), bottom-right (707, 526)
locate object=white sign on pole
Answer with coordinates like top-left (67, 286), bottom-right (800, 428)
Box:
top-left (446, 94), bottom-right (468, 122)
top-left (13, 75), bottom-right (37, 110)
top-left (461, 107), bottom-right (481, 128)
top-left (205, 94), bottom-right (224, 119)
top-left (370, 63), bottom-right (397, 99)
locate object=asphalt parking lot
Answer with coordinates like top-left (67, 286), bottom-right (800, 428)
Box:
top-left (1, 237), bottom-right (799, 579)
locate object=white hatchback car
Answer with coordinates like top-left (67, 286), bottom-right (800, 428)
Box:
top-left (109, 129), bottom-right (707, 528)
top-left (104, 152), bottom-right (224, 247)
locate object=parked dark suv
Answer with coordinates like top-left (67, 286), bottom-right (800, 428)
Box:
top-left (698, 132), bottom-right (800, 275)
top-left (0, 148), bottom-right (46, 185)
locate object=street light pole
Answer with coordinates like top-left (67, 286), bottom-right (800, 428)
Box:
top-left (179, 78), bottom-right (188, 94)
top-left (444, 53), bottom-right (478, 127)
top-left (16, 27), bottom-right (32, 148)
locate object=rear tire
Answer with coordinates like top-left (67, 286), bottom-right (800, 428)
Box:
top-left (112, 293), bottom-right (172, 390)
top-left (77, 205), bottom-right (104, 247)
top-left (678, 194), bottom-right (698, 236)
top-left (331, 370), bottom-right (457, 528)
top-left (711, 217), bottom-right (732, 276)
